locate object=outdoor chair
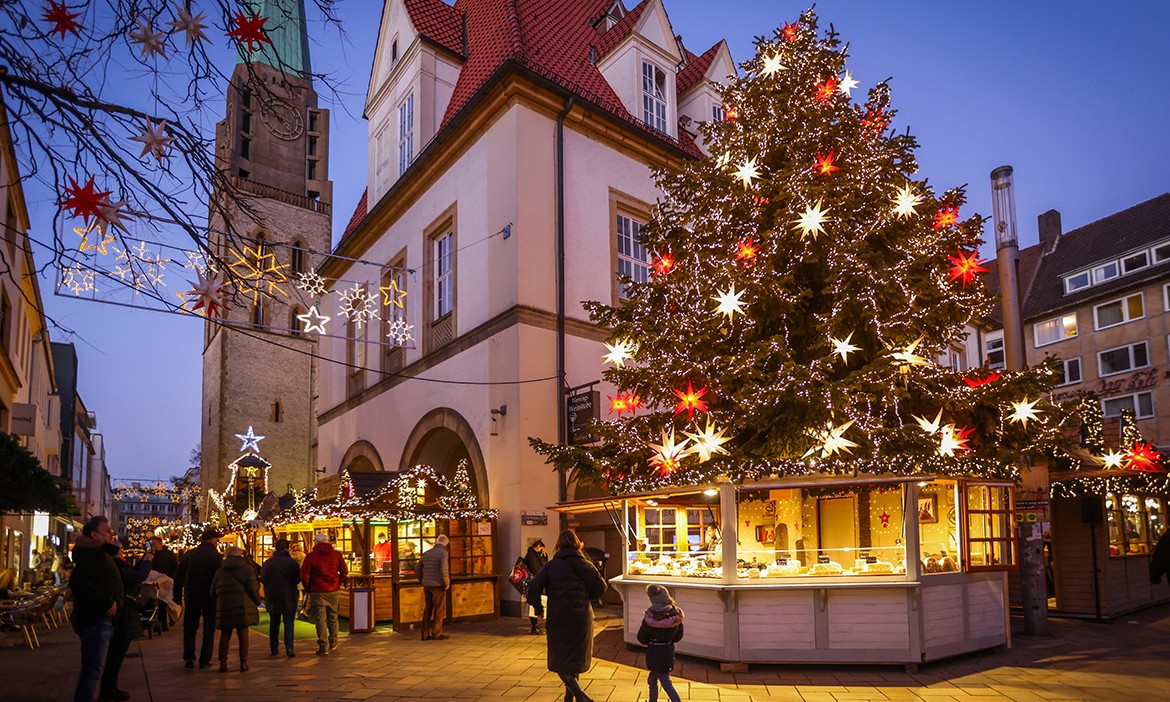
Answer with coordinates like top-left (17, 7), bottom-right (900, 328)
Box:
top-left (1, 605), bottom-right (41, 649)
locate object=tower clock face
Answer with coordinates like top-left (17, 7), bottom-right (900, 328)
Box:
top-left (260, 98), bottom-right (304, 140)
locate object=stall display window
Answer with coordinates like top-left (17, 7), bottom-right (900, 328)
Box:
top-left (447, 518), bottom-right (494, 576)
top-left (1106, 493), bottom-right (1158, 556)
top-left (919, 481), bottom-right (961, 575)
top-left (644, 508), bottom-right (677, 552)
top-left (627, 494), bottom-right (723, 579)
top-left (396, 519), bottom-right (436, 579)
top-left (1147, 498), bottom-right (1167, 543)
top-left (370, 523), bottom-right (394, 573)
top-left (964, 483), bottom-right (1015, 571)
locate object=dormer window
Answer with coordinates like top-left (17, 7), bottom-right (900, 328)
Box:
top-left (641, 61), bottom-right (667, 133)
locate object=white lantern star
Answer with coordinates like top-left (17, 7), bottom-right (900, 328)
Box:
top-left (733, 158), bottom-right (762, 188)
top-left (759, 54), bottom-right (787, 77)
top-left (167, 6), bottom-right (209, 47)
top-left (912, 408), bottom-right (945, 436)
top-left (892, 184), bottom-right (923, 219)
top-left (713, 284), bottom-right (746, 321)
top-left (937, 425), bottom-right (972, 457)
top-left (683, 418), bottom-right (731, 463)
top-left (792, 200), bottom-right (830, 240)
top-left (602, 339), bottom-right (636, 367)
top-left (178, 271), bottom-right (225, 319)
top-left (889, 336), bottom-right (930, 370)
top-left (1007, 398), bottom-right (1043, 428)
top-left (129, 118), bottom-right (175, 162)
top-left (830, 333), bottom-right (860, 363)
top-left (648, 429), bottom-right (690, 476)
top-left (297, 306), bottom-right (330, 334)
top-left (1100, 449), bottom-right (1126, 469)
top-left (129, 18), bottom-right (168, 59)
top-left (235, 426), bottom-right (265, 453)
top-left (838, 70), bottom-right (859, 97)
top-left (803, 420), bottom-right (858, 459)
top-left (99, 200), bottom-right (133, 232)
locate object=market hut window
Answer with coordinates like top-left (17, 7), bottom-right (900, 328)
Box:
top-left (919, 481), bottom-right (961, 574)
top-left (627, 492), bottom-right (722, 578)
top-left (1106, 493), bottom-right (1163, 556)
top-left (963, 482), bottom-right (1015, 570)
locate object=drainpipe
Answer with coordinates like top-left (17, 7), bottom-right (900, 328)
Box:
top-left (556, 96), bottom-right (574, 531)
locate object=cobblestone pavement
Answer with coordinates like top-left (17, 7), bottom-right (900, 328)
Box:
top-left (4, 604), bottom-right (1170, 701)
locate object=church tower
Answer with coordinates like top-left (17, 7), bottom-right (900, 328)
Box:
top-left (202, 0), bottom-right (331, 512)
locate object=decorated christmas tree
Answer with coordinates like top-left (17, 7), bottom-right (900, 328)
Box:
top-left (533, 11), bottom-right (1070, 494)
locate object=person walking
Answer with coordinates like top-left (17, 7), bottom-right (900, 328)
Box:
top-left (174, 528), bottom-right (222, 669)
top-left (300, 533), bottom-right (347, 655)
top-left (260, 538), bottom-right (302, 657)
top-left (417, 534), bottom-right (450, 640)
top-left (523, 539), bottom-right (549, 634)
top-left (70, 517), bottom-right (124, 702)
top-left (51, 548), bottom-right (64, 585)
top-left (527, 530), bottom-right (607, 702)
top-left (211, 547), bottom-right (261, 673)
top-left (149, 537), bottom-right (179, 578)
top-left (636, 585), bottom-right (685, 702)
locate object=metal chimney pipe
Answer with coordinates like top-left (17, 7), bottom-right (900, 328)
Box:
top-left (990, 166), bottom-right (1025, 371)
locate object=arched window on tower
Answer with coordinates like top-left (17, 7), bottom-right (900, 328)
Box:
top-left (290, 306), bottom-right (303, 336)
top-left (272, 400), bottom-right (282, 423)
top-left (291, 240), bottom-right (305, 274)
top-left (251, 301), bottom-right (267, 327)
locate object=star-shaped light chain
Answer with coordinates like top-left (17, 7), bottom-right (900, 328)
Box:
top-left (735, 238), bottom-right (758, 263)
top-left (167, 6), bottom-right (209, 47)
top-left (379, 279), bottom-right (407, 308)
top-left (648, 429), bottom-right (689, 477)
top-left (1007, 398), bottom-right (1043, 429)
top-left (234, 425), bottom-right (265, 453)
top-left (1099, 448), bottom-right (1126, 470)
top-left (602, 339), bottom-right (635, 367)
top-left (830, 333), bottom-right (860, 363)
top-left (912, 408), bottom-right (945, 436)
top-left (61, 263), bottom-right (96, 295)
top-left (129, 118), bottom-right (175, 162)
top-left (129, 18), bottom-right (168, 59)
top-left (650, 252), bottom-right (676, 277)
top-left (792, 200), bottom-right (830, 240)
top-left (75, 221), bottom-right (116, 256)
top-left (713, 285), bottom-right (745, 321)
top-left (802, 419), bottom-right (858, 459)
top-left (814, 151), bottom-right (840, 176)
top-left (933, 205), bottom-right (960, 230)
top-left (838, 71), bottom-right (859, 97)
top-left (229, 244), bottom-right (289, 304)
top-left (297, 306), bottom-right (330, 334)
top-left (684, 418), bottom-right (732, 463)
top-left (387, 319), bottom-right (414, 346)
top-left (609, 392), bottom-right (643, 418)
top-left (43, 1), bottom-right (83, 39)
top-left (1124, 442), bottom-right (1164, 472)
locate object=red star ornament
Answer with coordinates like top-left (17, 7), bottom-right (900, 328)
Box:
top-left (861, 108), bottom-right (888, 133)
top-left (815, 76), bottom-right (839, 103)
top-left (608, 395), bottom-right (628, 417)
top-left (948, 249), bottom-right (989, 287)
top-left (933, 205), bottom-right (960, 230)
top-left (227, 11), bottom-right (273, 53)
top-left (625, 393), bottom-right (644, 415)
top-left (651, 252), bottom-right (676, 277)
top-left (673, 381), bottom-right (710, 420)
top-left (60, 176), bottom-right (111, 223)
top-left (962, 369), bottom-right (1001, 388)
top-left (736, 238), bottom-right (758, 263)
top-left (1124, 441), bottom-right (1164, 473)
top-left (782, 22), bottom-right (800, 41)
top-left (879, 511), bottom-right (891, 528)
top-left (814, 150), bottom-right (841, 176)
top-left (43, 1), bottom-right (83, 39)
top-left (722, 105), bottom-right (738, 121)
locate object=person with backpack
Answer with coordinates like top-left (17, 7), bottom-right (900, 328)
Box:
top-left (636, 584), bottom-right (685, 702)
top-left (211, 547), bottom-right (261, 672)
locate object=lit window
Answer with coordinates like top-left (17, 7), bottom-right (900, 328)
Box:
top-left (963, 482), bottom-right (1015, 571)
top-left (616, 213), bottom-right (650, 300)
top-left (1098, 341), bottom-right (1149, 377)
top-left (711, 104), bottom-right (725, 122)
top-left (1106, 493), bottom-right (1164, 556)
top-left (1102, 391), bottom-right (1154, 419)
top-left (643, 507), bottom-right (677, 552)
top-left (1094, 293), bottom-right (1144, 329)
top-left (398, 92), bottom-right (414, 176)
top-left (1057, 357), bottom-right (1082, 386)
top-left (1033, 313), bottom-right (1078, 347)
top-left (641, 62), bottom-right (668, 133)
top-left (434, 231), bottom-right (454, 318)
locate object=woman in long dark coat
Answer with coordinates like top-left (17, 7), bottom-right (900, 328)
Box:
top-left (211, 546), bottom-right (261, 672)
top-left (527, 530), bottom-right (607, 702)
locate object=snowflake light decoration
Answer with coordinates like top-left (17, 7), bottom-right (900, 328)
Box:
top-left (184, 250), bottom-right (213, 276)
top-left (229, 244), bottom-right (289, 304)
top-left (387, 319), bottom-right (414, 346)
top-left (296, 269), bottom-right (328, 298)
top-left (61, 264), bottom-right (96, 295)
top-left (337, 284), bottom-right (379, 330)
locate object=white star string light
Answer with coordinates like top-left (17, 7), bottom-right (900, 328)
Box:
top-left (387, 319), bottom-right (414, 346)
top-left (648, 429), bottom-right (690, 476)
top-left (912, 408), bottom-right (945, 436)
top-left (61, 264), bottom-right (96, 295)
top-left (802, 420), bottom-right (858, 459)
top-left (713, 284), bottom-right (746, 321)
top-left (178, 272), bottom-right (225, 318)
top-left (889, 337), bottom-right (930, 370)
top-left (733, 158), bottom-right (762, 188)
top-left (1099, 449), bottom-right (1125, 469)
top-left (683, 419), bottom-right (731, 463)
top-left (829, 333), bottom-right (860, 363)
top-left (892, 185), bottom-right (923, 219)
top-left (1007, 398), bottom-right (1042, 429)
top-left (235, 426), bottom-right (265, 453)
top-left (602, 339), bottom-right (635, 367)
top-left (759, 54), bottom-right (787, 77)
top-left (937, 425), bottom-right (971, 457)
top-left (99, 200), bottom-right (133, 232)
top-left (838, 71), bottom-right (859, 97)
top-left (297, 306), bottom-right (330, 334)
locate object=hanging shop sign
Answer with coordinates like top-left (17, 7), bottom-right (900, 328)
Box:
top-left (10, 403), bottom-right (36, 435)
top-left (567, 391), bottom-right (599, 445)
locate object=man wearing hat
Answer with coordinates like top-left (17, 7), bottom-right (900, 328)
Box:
top-left (301, 532), bottom-right (347, 655)
top-left (175, 528), bottom-right (223, 669)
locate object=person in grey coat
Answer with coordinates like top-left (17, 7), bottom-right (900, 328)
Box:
top-left (211, 547), bottom-right (261, 673)
top-left (260, 539), bottom-right (302, 657)
top-left (416, 534), bottom-right (450, 640)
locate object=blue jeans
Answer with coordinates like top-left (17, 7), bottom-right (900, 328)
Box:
top-left (648, 672), bottom-right (681, 702)
top-left (75, 617), bottom-right (114, 702)
top-left (268, 609), bottom-right (296, 653)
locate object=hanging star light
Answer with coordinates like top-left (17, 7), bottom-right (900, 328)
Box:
top-left (792, 200), bottom-right (830, 240)
top-left (673, 381), bottom-right (709, 420)
top-left (937, 425), bottom-right (973, 457)
top-left (296, 269), bottom-right (328, 297)
top-left (948, 249), bottom-right (989, 287)
top-left (183, 250), bottom-right (212, 276)
top-left (722, 105), bottom-right (738, 121)
top-left (179, 272), bottom-right (226, 319)
top-left (733, 158), bottom-right (762, 188)
top-left (813, 151), bottom-right (841, 176)
top-left (814, 76), bottom-right (839, 103)
top-left (892, 185), bottom-right (923, 219)
top-left (129, 17), bottom-right (168, 59)
top-left (648, 429), bottom-right (689, 477)
top-left (75, 221), bottom-right (116, 256)
top-left (1007, 398), bottom-right (1042, 428)
top-left (889, 337), bottom-right (930, 370)
top-left (933, 205), bottom-right (960, 230)
top-left (1099, 448), bottom-right (1126, 470)
top-left (379, 279), bottom-right (407, 308)
top-left (235, 426), bottom-right (265, 453)
top-left (684, 418), bottom-right (731, 463)
top-left (60, 176), bottom-right (111, 223)
top-left (296, 305), bottom-right (330, 334)
top-left (912, 408), bottom-right (945, 436)
top-left (838, 71), bottom-right (859, 97)
top-left (650, 252), bottom-right (676, 277)
top-left (167, 6), bottom-right (209, 47)
top-left (829, 333), bottom-right (860, 363)
top-left (802, 419), bottom-right (858, 459)
top-left (735, 238), bottom-right (758, 263)
top-left (624, 393), bottom-right (644, 415)
top-left (602, 339), bottom-right (636, 367)
top-left (963, 369), bottom-right (1001, 388)
top-left (387, 319), bottom-right (414, 346)
top-left (608, 394), bottom-right (629, 417)
top-left (43, 1), bottom-right (83, 39)
top-left (781, 21), bottom-right (800, 41)
top-left (337, 284), bottom-right (380, 330)
top-left (129, 118), bottom-right (175, 162)
top-left (861, 107), bottom-right (888, 133)
top-left (1124, 441), bottom-right (1163, 472)
top-left (60, 264), bottom-right (96, 295)
top-left (227, 11), bottom-right (273, 53)
top-left (759, 54), bottom-right (787, 77)
top-left (713, 285), bottom-right (746, 321)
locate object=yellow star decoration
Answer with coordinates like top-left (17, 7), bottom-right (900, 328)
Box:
top-left (1007, 398), bottom-right (1043, 428)
top-left (912, 408), bottom-right (945, 436)
top-left (602, 339), bottom-right (636, 367)
top-left (892, 184), bottom-right (924, 219)
top-left (830, 333), bottom-right (860, 363)
top-left (683, 418), bottom-right (732, 463)
top-left (759, 54), bottom-right (787, 77)
top-left (75, 221), bottom-right (116, 256)
top-left (1100, 449), bottom-right (1126, 469)
top-left (838, 71), bottom-right (859, 96)
top-left (379, 279), bottom-right (407, 308)
top-left (648, 429), bottom-right (690, 476)
top-left (792, 200), bottom-right (830, 240)
top-left (802, 419), bottom-right (858, 459)
top-left (937, 425), bottom-right (970, 457)
top-left (733, 158), bottom-right (762, 188)
top-left (889, 336), bottom-right (930, 370)
top-left (228, 244), bottom-right (289, 304)
top-left (713, 284), bottom-right (746, 321)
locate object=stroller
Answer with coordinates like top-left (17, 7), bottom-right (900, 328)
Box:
top-left (133, 582), bottom-right (164, 639)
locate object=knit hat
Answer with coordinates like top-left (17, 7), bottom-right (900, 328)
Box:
top-left (314, 533), bottom-right (329, 544)
top-left (646, 584), bottom-right (674, 610)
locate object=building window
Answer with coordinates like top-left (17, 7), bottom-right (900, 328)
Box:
top-left (346, 315), bottom-right (365, 397)
top-left (272, 401), bottom-right (282, 423)
top-left (1102, 391), bottom-right (1154, 419)
top-left (434, 231), bottom-right (454, 319)
top-left (0, 292), bottom-right (9, 350)
top-left (643, 507), bottom-right (677, 552)
top-left (251, 302), bottom-right (266, 327)
top-left (1064, 271), bottom-right (1090, 293)
top-left (616, 213), bottom-right (650, 300)
top-left (711, 104), bottom-right (725, 122)
top-left (374, 121), bottom-right (391, 195)
top-left (289, 306), bottom-right (303, 336)
top-left (1123, 251), bottom-right (1149, 274)
top-left (239, 168), bottom-right (250, 180)
top-left (984, 335), bottom-right (1005, 370)
top-left (241, 111), bottom-right (251, 134)
top-left (1106, 493), bottom-right (1165, 557)
top-left (1094, 293), bottom-right (1144, 329)
top-left (963, 482), bottom-right (1015, 571)
top-left (398, 92), bottom-right (415, 176)
top-left (391, 37), bottom-right (399, 64)
top-left (641, 61), bottom-right (668, 133)
top-left (308, 136), bottom-right (317, 156)
top-left (240, 137), bottom-right (251, 160)
top-left (1057, 357), bottom-right (1082, 386)
top-left (381, 258), bottom-right (407, 372)
top-left (1033, 313), bottom-right (1078, 347)
top-left (308, 110), bottom-right (319, 132)
top-left (1098, 341), bottom-right (1149, 377)
top-left (241, 88), bottom-right (251, 109)
top-left (1092, 261), bottom-right (1119, 284)
top-left (290, 241), bottom-right (305, 274)
top-left (1155, 243), bottom-right (1170, 263)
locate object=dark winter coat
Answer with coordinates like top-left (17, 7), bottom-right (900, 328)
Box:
top-left (523, 545), bottom-right (549, 578)
top-left (301, 542), bottom-right (348, 593)
top-left (151, 547), bottom-right (179, 578)
top-left (260, 550), bottom-right (302, 614)
top-left (174, 541), bottom-right (222, 607)
top-left (417, 543), bottom-right (450, 588)
top-left (68, 535), bottom-right (124, 635)
top-left (109, 545), bottom-right (152, 643)
top-left (211, 556), bottom-right (261, 630)
top-left (1150, 531), bottom-right (1170, 584)
top-left (527, 548), bottom-right (607, 674)
top-left (636, 606), bottom-right (685, 673)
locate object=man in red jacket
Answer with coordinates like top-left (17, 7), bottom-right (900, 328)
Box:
top-left (301, 533), bottom-right (348, 655)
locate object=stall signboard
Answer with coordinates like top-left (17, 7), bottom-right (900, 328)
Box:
top-left (283, 518), bottom-right (344, 532)
top-left (567, 391), bottom-right (599, 444)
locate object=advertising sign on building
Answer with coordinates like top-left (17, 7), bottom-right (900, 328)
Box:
top-left (10, 403), bottom-right (36, 435)
top-left (567, 391), bottom-right (599, 445)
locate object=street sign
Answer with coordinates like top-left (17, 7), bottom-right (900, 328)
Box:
top-left (521, 510), bottom-right (548, 526)
top-left (567, 391), bottom-right (599, 444)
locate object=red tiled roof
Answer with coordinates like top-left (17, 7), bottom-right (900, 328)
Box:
top-left (593, 0), bottom-right (648, 58)
top-left (403, 0), bottom-right (464, 56)
top-left (341, 189), bottom-right (368, 241)
top-left (677, 40), bottom-right (722, 96)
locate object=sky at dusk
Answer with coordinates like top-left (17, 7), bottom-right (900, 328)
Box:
top-left (25, 1), bottom-right (1170, 482)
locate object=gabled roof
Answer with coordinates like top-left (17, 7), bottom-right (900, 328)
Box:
top-left (342, 189), bottom-right (368, 241)
top-left (593, 0), bottom-right (648, 58)
top-left (676, 40), bottom-right (722, 95)
top-left (404, 0), bottom-right (465, 56)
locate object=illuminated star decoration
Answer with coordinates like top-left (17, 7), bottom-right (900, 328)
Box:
top-left (1099, 448), bottom-right (1126, 470)
top-left (1124, 442), bottom-right (1164, 473)
top-left (913, 408), bottom-right (945, 436)
top-left (648, 429), bottom-right (689, 477)
top-left (234, 426), bottom-right (265, 453)
top-left (792, 200), bottom-right (830, 240)
top-left (879, 511), bottom-right (891, 528)
top-left (602, 339), bottom-right (635, 367)
top-left (861, 107), bottom-right (888, 133)
top-left (735, 238), bottom-right (758, 263)
top-left (713, 285), bottom-right (746, 321)
top-left (228, 244), bottom-right (289, 304)
top-left (179, 272), bottom-right (226, 319)
top-left (814, 151), bottom-right (840, 176)
top-left (781, 21), bottom-right (800, 41)
top-left (722, 105), bottom-right (738, 121)
top-left (933, 205), bottom-right (960, 230)
top-left (759, 54), bottom-right (787, 77)
top-left (937, 425), bottom-right (973, 457)
top-left (948, 249), bottom-right (989, 287)
top-left (337, 284), bottom-right (380, 330)
top-left (830, 333), bottom-right (860, 363)
top-left (673, 381), bottom-right (710, 420)
top-left (684, 418), bottom-right (731, 463)
top-left (60, 176), bottom-right (112, 223)
top-left (733, 158), bottom-right (762, 188)
top-left (889, 337), bottom-right (930, 370)
top-left (1007, 398), bottom-right (1042, 429)
top-left (650, 252), bottom-right (676, 277)
top-left (297, 306), bottom-right (330, 334)
top-left (892, 185), bottom-right (923, 219)
top-left (129, 17), bottom-right (168, 59)
top-left (167, 6), bottom-right (209, 47)
top-left (838, 71), bottom-right (859, 97)
top-left (60, 263), bottom-right (96, 295)
top-left (43, 1), bottom-right (83, 39)
top-left (296, 269), bottom-right (328, 297)
top-left (183, 249), bottom-right (212, 276)
top-left (227, 11), bottom-right (273, 53)
top-left (129, 118), bottom-right (175, 162)
top-left (963, 369), bottom-right (1001, 388)
top-left (379, 279), bottom-right (407, 308)
top-left (75, 221), bottom-right (116, 256)
top-left (609, 392), bottom-right (643, 418)
top-left (803, 419), bottom-right (858, 459)
top-left (814, 76), bottom-right (839, 103)
top-left (386, 319), bottom-right (414, 346)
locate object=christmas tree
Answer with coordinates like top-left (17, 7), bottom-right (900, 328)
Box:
top-left (533, 10), bottom-right (1068, 494)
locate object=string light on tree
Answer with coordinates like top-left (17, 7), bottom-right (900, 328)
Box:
top-left (963, 369), bottom-right (1001, 388)
top-left (889, 337), bottom-right (930, 370)
top-left (651, 252), bottom-right (676, 277)
top-left (803, 419), bottom-right (858, 459)
top-left (733, 158), bottom-right (762, 187)
top-left (937, 425), bottom-right (973, 457)
top-left (129, 118), bottom-right (175, 162)
top-left (1124, 442), bottom-right (1164, 472)
top-left (1099, 449), bottom-right (1126, 470)
top-left (933, 205), bottom-right (960, 230)
top-left (813, 151), bottom-right (840, 176)
top-left (837, 71), bottom-right (859, 96)
top-left (814, 76), bottom-right (839, 102)
top-left (648, 429), bottom-right (689, 477)
top-left (129, 18), bottom-right (168, 60)
top-left (759, 54), bottom-right (787, 77)
top-left (913, 408), bottom-right (945, 436)
top-left (735, 238), bottom-right (758, 263)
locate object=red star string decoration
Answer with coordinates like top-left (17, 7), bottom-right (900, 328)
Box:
top-left (673, 381), bottom-right (710, 420)
top-left (651, 252), bottom-right (676, 277)
top-left (781, 22), bottom-right (800, 41)
top-left (43, 1), bottom-right (83, 39)
top-left (933, 205), bottom-right (960, 230)
top-left (814, 150), bottom-right (841, 176)
top-left (608, 392), bottom-right (642, 418)
top-left (60, 176), bottom-right (111, 223)
top-left (736, 238), bottom-right (758, 263)
top-left (948, 249), bottom-right (989, 287)
top-left (861, 108), bottom-right (888, 133)
top-left (815, 76), bottom-right (839, 103)
top-left (722, 105), bottom-right (738, 121)
top-left (1124, 441), bottom-right (1164, 473)
top-left (227, 11), bottom-right (273, 53)
top-left (962, 369), bottom-right (1001, 388)
top-left (879, 511), bottom-right (891, 528)
top-left (752, 195), bottom-right (770, 206)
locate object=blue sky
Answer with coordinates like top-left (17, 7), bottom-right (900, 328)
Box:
top-left (29, 1), bottom-right (1170, 480)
